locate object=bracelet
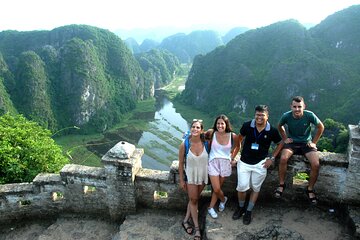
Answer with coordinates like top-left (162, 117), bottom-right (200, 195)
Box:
top-left (269, 156), bottom-right (275, 161)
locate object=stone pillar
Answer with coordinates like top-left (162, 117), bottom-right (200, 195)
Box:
top-left (342, 124), bottom-right (360, 204)
top-left (101, 141), bottom-right (143, 221)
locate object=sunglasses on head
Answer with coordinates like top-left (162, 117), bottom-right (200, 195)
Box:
top-left (192, 119), bottom-right (203, 123)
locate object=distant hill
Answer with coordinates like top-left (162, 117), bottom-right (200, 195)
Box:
top-left (139, 39), bottom-right (160, 53)
top-left (124, 37), bottom-right (141, 54)
top-left (125, 38), bottom-right (160, 54)
top-left (124, 28), bottom-right (249, 63)
top-left (179, 5), bottom-right (360, 126)
top-left (158, 30), bottom-right (223, 63)
top-left (222, 27), bottom-right (249, 44)
top-left (115, 25), bottom-right (247, 43)
top-left (135, 49), bottom-right (180, 90)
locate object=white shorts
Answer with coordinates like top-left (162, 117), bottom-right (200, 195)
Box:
top-left (236, 159), bottom-right (267, 192)
top-left (208, 158), bottom-right (232, 177)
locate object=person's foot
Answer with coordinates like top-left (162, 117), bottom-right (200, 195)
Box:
top-left (243, 211), bottom-right (252, 225)
top-left (218, 196), bottom-right (228, 212)
top-left (181, 221), bottom-right (193, 235)
top-left (305, 188), bottom-right (318, 205)
top-left (274, 183), bottom-right (285, 198)
top-left (232, 207), bottom-right (245, 220)
top-left (208, 207), bottom-right (218, 219)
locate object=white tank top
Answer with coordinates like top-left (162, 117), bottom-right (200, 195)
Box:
top-left (209, 132), bottom-right (232, 161)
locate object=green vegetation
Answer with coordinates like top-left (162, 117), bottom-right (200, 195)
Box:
top-left (154, 190), bottom-right (168, 200)
top-left (162, 64), bottom-right (191, 99)
top-left (136, 49), bottom-right (181, 90)
top-left (0, 113), bottom-right (68, 184)
top-left (0, 77), bottom-right (16, 115)
top-left (294, 172), bottom-right (309, 181)
top-left (14, 51), bottom-right (56, 130)
top-left (0, 54), bottom-right (17, 115)
top-left (317, 118), bottom-right (349, 153)
top-left (54, 133), bottom-right (104, 167)
top-left (54, 99), bottom-right (156, 166)
top-left (0, 25), bottom-right (155, 133)
top-left (109, 98), bottom-right (155, 131)
top-left (0, 25), bottom-right (184, 134)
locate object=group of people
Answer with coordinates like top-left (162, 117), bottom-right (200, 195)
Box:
top-left (178, 96), bottom-right (324, 240)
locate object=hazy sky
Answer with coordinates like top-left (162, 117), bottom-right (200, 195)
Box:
top-left (1, 0), bottom-right (359, 32)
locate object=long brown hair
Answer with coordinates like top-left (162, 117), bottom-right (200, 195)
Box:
top-left (211, 114), bottom-right (233, 133)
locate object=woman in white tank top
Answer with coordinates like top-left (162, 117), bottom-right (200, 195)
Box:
top-left (179, 119), bottom-right (209, 240)
top-left (207, 114), bottom-right (239, 219)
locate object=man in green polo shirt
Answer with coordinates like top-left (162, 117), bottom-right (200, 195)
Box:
top-left (274, 96), bottom-right (324, 205)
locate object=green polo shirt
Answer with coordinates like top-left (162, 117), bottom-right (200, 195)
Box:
top-left (279, 110), bottom-right (321, 143)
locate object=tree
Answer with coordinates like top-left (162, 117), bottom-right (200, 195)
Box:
top-left (0, 113), bottom-right (69, 184)
top-left (317, 118), bottom-right (349, 153)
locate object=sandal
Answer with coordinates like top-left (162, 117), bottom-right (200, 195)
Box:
top-left (305, 188), bottom-right (318, 205)
top-left (181, 221), bottom-right (193, 235)
top-left (194, 227), bottom-right (201, 240)
top-left (274, 183), bottom-right (286, 198)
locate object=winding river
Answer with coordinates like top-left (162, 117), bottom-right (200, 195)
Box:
top-left (137, 92), bottom-right (189, 170)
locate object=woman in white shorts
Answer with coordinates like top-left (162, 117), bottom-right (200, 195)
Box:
top-left (207, 114), bottom-right (239, 219)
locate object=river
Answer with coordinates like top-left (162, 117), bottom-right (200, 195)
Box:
top-left (85, 91), bottom-right (191, 170)
top-left (137, 92), bottom-right (189, 170)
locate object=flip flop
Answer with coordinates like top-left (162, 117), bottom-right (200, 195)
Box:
top-left (181, 221), bottom-right (193, 235)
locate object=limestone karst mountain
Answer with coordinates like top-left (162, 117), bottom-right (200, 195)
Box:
top-left (180, 5), bottom-right (360, 126)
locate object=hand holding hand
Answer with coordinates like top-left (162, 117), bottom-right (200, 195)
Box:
top-left (231, 159), bottom-right (237, 167)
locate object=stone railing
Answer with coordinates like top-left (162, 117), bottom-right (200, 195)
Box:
top-left (1, 125), bottom-right (359, 224)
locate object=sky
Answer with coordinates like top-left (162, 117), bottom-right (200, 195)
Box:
top-left (1, 0), bottom-right (360, 33)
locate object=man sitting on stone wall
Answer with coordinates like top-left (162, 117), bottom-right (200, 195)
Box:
top-left (274, 96), bottom-right (324, 205)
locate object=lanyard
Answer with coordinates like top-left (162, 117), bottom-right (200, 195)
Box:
top-left (253, 128), bottom-right (264, 143)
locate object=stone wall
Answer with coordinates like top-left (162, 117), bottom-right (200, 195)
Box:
top-left (1, 125), bottom-right (359, 224)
